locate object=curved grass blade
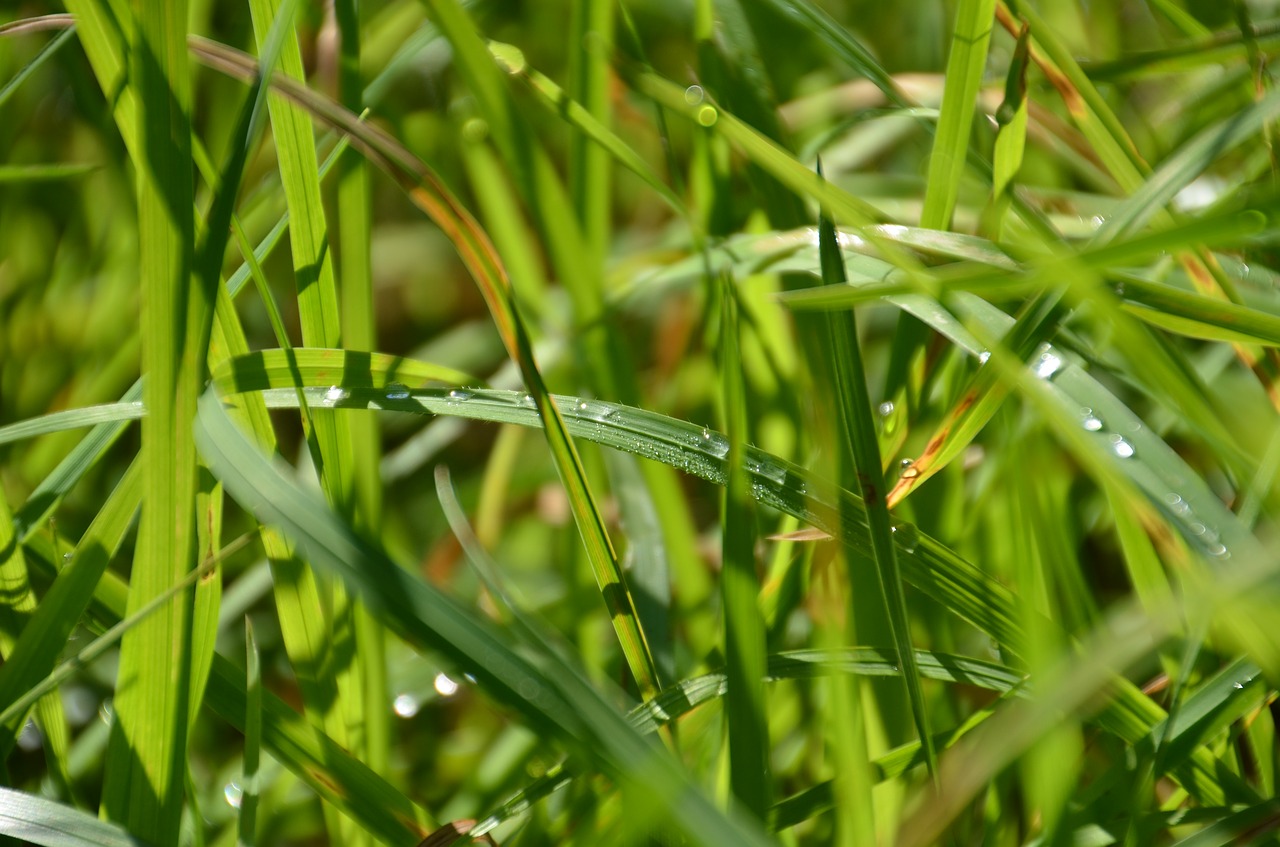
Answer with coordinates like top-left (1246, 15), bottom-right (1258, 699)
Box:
top-left (193, 388), bottom-right (775, 847)
top-left (0, 23), bottom-right (76, 110)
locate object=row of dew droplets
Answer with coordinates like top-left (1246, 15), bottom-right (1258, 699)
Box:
top-left (1032, 346), bottom-right (1229, 561)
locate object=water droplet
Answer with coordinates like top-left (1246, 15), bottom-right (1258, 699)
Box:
top-left (62, 551), bottom-right (73, 563)
top-left (1091, 215), bottom-right (1105, 227)
top-left (700, 429), bottom-right (730, 459)
top-left (900, 457), bottom-right (914, 469)
top-left (434, 673), bottom-right (459, 697)
top-left (1034, 347), bottom-right (1063, 380)
top-left (99, 700), bottom-right (114, 724)
top-left (901, 466), bottom-right (921, 480)
top-left (684, 84), bottom-right (705, 105)
top-left (574, 400), bottom-right (613, 421)
top-left (1189, 522), bottom-right (1207, 536)
top-left (324, 386), bottom-right (348, 404)
top-left (518, 392), bottom-right (537, 409)
top-left (697, 105), bottom-right (718, 127)
top-left (891, 521), bottom-right (919, 553)
top-left (1115, 281), bottom-right (1126, 297)
top-left (1109, 434), bottom-right (1135, 458)
top-left (1082, 415), bottom-right (1103, 432)
top-left (224, 781), bottom-right (243, 809)
top-left (17, 720), bottom-right (42, 752)
top-left (393, 693), bottom-right (420, 718)
top-left (447, 389), bottom-right (473, 402)
top-left (1207, 542), bottom-right (1229, 559)
top-left (978, 351), bottom-right (991, 365)
top-left (384, 382), bottom-right (410, 400)
top-left (1233, 681), bottom-right (1245, 689)
top-left (878, 401), bottom-right (895, 417)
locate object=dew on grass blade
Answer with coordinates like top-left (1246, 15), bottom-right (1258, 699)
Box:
top-left (891, 521), bottom-right (919, 553)
top-left (393, 693), bottom-right (420, 718)
top-left (384, 382), bottom-right (410, 400)
top-left (447, 389), bottom-right (474, 402)
top-left (224, 781), bottom-right (243, 809)
top-left (434, 673), bottom-right (459, 698)
top-left (1108, 434), bottom-right (1135, 458)
top-left (878, 401), bottom-right (895, 417)
top-left (684, 84), bottom-right (705, 105)
top-left (323, 385), bottom-right (348, 404)
top-left (1033, 346), bottom-right (1063, 380)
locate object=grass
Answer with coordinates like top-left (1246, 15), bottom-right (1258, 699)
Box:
top-left (2, 1), bottom-right (1280, 845)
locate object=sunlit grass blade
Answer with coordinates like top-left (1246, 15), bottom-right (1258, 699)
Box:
top-left (97, 0), bottom-right (204, 838)
top-left (487, 40), bottom-right (683, 214)
top-left (920, 0), bottom-right (996, 231)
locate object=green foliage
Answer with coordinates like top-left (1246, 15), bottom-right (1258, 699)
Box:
top-left (3, 2), bottom-right (1280, 845)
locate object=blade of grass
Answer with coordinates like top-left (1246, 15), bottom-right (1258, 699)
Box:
top-left (333, 0), bottom-right (389, 778)
top-left (98, 0), bottom-right (203, 838)
top-left (920, 0), bottom-right (997, 231)
top-left (0, 787), bottom-right (151, 847)
top-left (239, 619), bottom-right (261, 847)
top-left (718, 274), bottom-right (771, 816)
top-left (816, 179), bottom-right (936, 775)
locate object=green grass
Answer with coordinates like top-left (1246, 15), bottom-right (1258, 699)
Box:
top-left (3, 2), bottom-right (1280, 845)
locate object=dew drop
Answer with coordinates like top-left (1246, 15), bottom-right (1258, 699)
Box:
top-left (62, 551), bottom-right (73, 563)
top-left (224, 781), bottom-right (243, 809)
top-left (1233, 681), bottom-right (1245, 689)
top-left (978, 351), bottom-right (991, 365)
top-left (518, 392), bottom-right (537, 408)
top-left (1189, 522), bottom-right (1207, 536)
top-left (384, 382), bottom-right (410, 400)
top-left (891, 521), bottom-right (919, 553)
top-left (1090, 214), bottom-right (1105, 227)
top-left (324, 385), bottom-right (348, 404)
top-left (1109, 434), bottom-right (1135, 458)
top-left (878, 401), bottom-right (895, 417)
top-left (17, 720), bottom-right (42, 752)
top-left (684, 84), bottom-right (705, 105)
top-left (447, 389), bottom-right (473, 402)
top-left (1082, 414), bottom-right (1103, 432)
top-left (697, 105), bottom-right (718, 127)
top-left (700, 429), bottom-right (730, 459)
top-left (1033, 347), bottom-right (1064, 380)
top-left (434, 673), bottom-right (459, 697)
top-left (393, 693), bottom-right (420, 718)
top-left (1207, 542), bottom-right (1229, 559)
top-left (900, 457), bottom-right (914, 469)
top-left (901, 466), bottom-right (921, 480)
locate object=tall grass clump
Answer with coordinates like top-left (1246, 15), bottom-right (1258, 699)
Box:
top-left (3, 1), bottom-right (1280, 845)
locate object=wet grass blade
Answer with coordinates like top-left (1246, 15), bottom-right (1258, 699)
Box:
top-left (0, 787), bottom-right (151, 847)
top-left (193, 388), bottom-right (775, 847)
